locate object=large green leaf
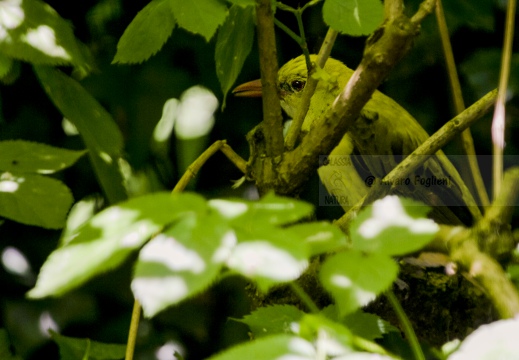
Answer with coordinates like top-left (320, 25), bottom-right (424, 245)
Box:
top-left (112, 0), bottom-right (176, 64)
top-left (0, 140), bottom-right (86, 174)
top-left (50, 331), bottom-right (126, 360)
top-left (350, 196), bottom-right (438, 256)
top-left (289, 221), bottom-right (348, 256)
top-left (0, 171), bottom-right (72, 229)
top-left (132, 211), bottom-right (233, 317)
top-left (0, 0), bottom-right (91, 73)
top-left (323, 0), bottom-right (384, 36)
top-left (320, 251), bottom-right (398, 316)
top-left (169, 0), bottom-right (228, 41)
top-left (215, 4), bottom-right (254, 108)
top-left (28, 192), bottom-right (206, 298)
top-left (236, 305), bottom-right (305, 338)
top-left (34, 65), bottom-right (127, 203)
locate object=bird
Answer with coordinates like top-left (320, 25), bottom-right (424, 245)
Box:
top-left (233, 54), bottom-right (482, 225)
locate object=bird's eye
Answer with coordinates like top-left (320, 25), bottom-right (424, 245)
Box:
top-left (290, 80), bottom-right (306, 92)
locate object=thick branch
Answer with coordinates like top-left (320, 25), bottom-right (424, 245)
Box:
top-left (256, 0), bottom-right (284, 157)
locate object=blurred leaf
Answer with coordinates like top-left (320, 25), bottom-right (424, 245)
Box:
top-left (320, 251), bottom-right (398, 316)
top-left (350, 196), bottom-right (438, 256)
top-left (207, 334), bottom-right (314, 360)
top-left (112, 0), bottom-right (176, 64)
top-left (50, 331), bottom-right (126, 360)
top-left (449, 318), bottom-right (519, 360)
top-left (228, 226), bottom-right (309, 291)
top-left (169, 0), bottom-right (228, 41)
top-left (0, 0), bottom-right (92, 73)
top-left (323, 0), bottom-right (384, 36)
top-left (443, 0), bottom-right (495, 32)
top-left (0, 171), bottom-right (72, 229)
top-left (28, 192), bottom-right (206, 298)
top-left (209, 192), bottom-right (314, 227)
top-left (0, 140), bottom-right (86, 174)
top-left (227, 0), bottom-right (256, 7)
top-left (0, 329), bottom-right (22, 360)
top-left (59, 196), bottom-right (101, 246)
top-left (298, 313), bottom-right (353, 353)
top-left (132, 211), bottom-right (233, 317)
top-left (236, 305), bottom-right (305, 338)
top-left (34, 65), bottom-right (127, 203)
top-left (289, 221), bottom-right (348, 256)
top-left (0, 53), bottom-right (13, 79)
top-left (215, 4), bottom-right (255, 108)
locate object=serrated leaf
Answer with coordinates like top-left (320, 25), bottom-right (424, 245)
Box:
top-left (350, 196), bottom-right (438, 256)
top-left (323, 0), bottom-right (384, 36)
top-left (0, 0), bottom-right (91, 72)
top-left (207, 334), bottom-right (315, 360)
top-left (209, 192), bottom-right (314, 227)
top-left (215, 4), bottom-right (254, 108)
top-left (289, 221), bottom-right (348, 256)
top-left (0, 140), bottom-right (86, 174)
top-left (112, 0), bottom-right (176, 64)
top-left (50, 331), bottom-right (126, 360)
top-left (27, 192), bottom-right (206, 298)
top-left (34, 65), bottom-right (127, 203)
top-left (228, 226), bottom-right (309, 291)
top-left (169, 0), bottom-right (228, 41)
top-left (132, 211), bottom-right (234, 317)
top-left (449, 318), bottom-right (519, 360)
top-left (320, 251), bottom-right (398, 316)
top-left (236, 305), bottom-right (305, 338)
top-left (0, 171), bottom-right (72, 229)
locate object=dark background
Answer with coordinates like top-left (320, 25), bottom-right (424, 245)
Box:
top-left (1, 0), bottom-right (518, 358)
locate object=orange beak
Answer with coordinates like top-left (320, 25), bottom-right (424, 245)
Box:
top-left (232, 79), bottom-right (263, 98)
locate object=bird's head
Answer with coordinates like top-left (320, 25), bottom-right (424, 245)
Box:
top-left (233, 55), bottom-right (349, 119)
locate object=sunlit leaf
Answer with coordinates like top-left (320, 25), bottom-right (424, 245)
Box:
top-left (0, 140), bottom-right (86, 174)
top-left (28, 192), bottom-right (206, 298)
top-left (289, 221), bottom-right (348, 256)
top-left (50, 331), bottom-right (126, 360)
top-left (169, 0), bottom-right (228, 41)
top-left (320, 251), bottom-right (398, 316)
top-left (0, 0), bottom-right (92, 73)
top-left (322, 0), bottom-right (384, 36)
top-left (350, 196), bottom-right (438, 256)
top-left (0, 171), bottom-right (72, 229)
top-left (132, 211), bottom-right (234, 317)
top-left (236, 305), bottom-right (305, 338)
top-left (112, 0), bottom-right (176, 64)
top-left (297, 314), bottom-right (353, 355)
top-left (215, 4), bottom-right (254, 108)
top-left (207, 334), bottom-right (315, 360)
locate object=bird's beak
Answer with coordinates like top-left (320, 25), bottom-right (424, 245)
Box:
top-left (232, 79), bottom-right (263, 98)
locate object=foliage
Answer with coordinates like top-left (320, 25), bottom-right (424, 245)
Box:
top-left (0, 0), bottom-right (517, 359)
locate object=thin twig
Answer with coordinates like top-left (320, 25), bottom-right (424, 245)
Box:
top-left (492, 0), bottom-right (516, 199)
top-left (125, 300), bottom-right (142, 360)
top-left (435, 0), bottom-right (490, 209)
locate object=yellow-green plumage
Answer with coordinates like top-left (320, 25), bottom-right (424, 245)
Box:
top-left (278, 55), bottom-right (481, 225)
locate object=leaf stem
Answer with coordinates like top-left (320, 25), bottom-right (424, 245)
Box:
top-left (289, 282), bottom-right (320, 313)
top-left (125, 300), bottom-right (141, 360)
top-left (385, 290), bottom-right (425, 360)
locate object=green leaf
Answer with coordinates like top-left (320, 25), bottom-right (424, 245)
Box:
top-left (0, 0), bottom-right (91, 73)
top-left (320, 251), bottom-right (398, 316)
top-left (236, 305), bottom-right (305, 338)
top-left (228, 226), bottom-right (309, 292)
top-left (0, 53), bottom-right (14, 79)
top-left (112, 0), bottom-right (176, 64)
top-left (207, 334), bottom-right (314, 360)
top-left (297, 314), bottom-right (353, 353)
top-left (50, 331), bottom-right (126, 360)
top-left (209, 192), bottom-right (314, 227)
top-left (227, 0), bottom-right (256, 7)
top-left (215, 4), bottom-right (254, 108)
top-left (350, 196), bottom-right (438, 256)
top-left (288, 221), bottom-right (348, 256)
top-left (132, 211), bottom-right (233, 317)
top-left (323, 0), bottom-right (384, 36)
top-left (443, 0), bottom-right (495, 32)
top-left (0, 140), bottom-right (86, 174)
top-left (169, 0), bottom-right (228, 41)
top-left (0, 171), bottom-right (72, 229)
top-left (0, 329), bottom-right (22, 360)
top-left (34, 65), bottom-right (127, 203)
top-left (28, 192), bottom-right (206, 298)
top-left (449, 318), bottom-right (519, 360)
